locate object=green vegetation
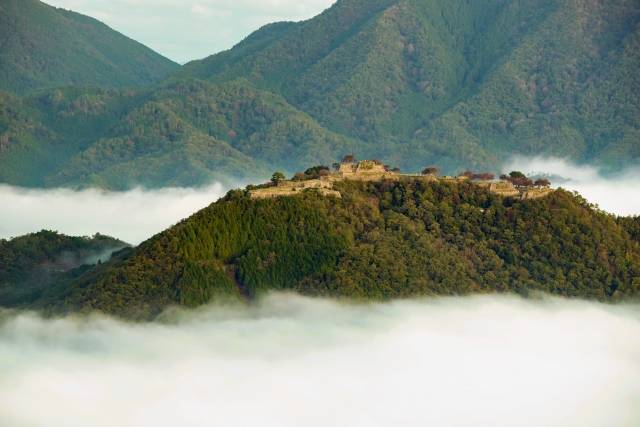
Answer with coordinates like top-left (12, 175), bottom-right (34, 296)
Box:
top-left (0, 231), bottom-right (127, 307)
top-left (0, 0), bottom-right (178, 95)
top-left (0, 0), bottom-right (638, 188)
top-left (3, 180), bottom-right (637, 319)
top-left (182, 0), bottom-right (640, 173)
top-left (0, 80), bottom-right (354, 188)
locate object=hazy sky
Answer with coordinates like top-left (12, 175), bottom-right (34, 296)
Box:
top-left (45, 0), bottom-right (336, 63)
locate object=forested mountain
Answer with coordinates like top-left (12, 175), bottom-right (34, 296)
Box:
top-left (0, 0), bottom-right (178, 95)
top-left (4, 180), bottom-right (638, 318)
top-left (0, 0), bottom-right (638, 188)
top-left (0, 231), bottom-right (127, 307)
top-left (183, 0), bottom-right (640, 173)
top-left (0, 80), bottom-right (353, 188)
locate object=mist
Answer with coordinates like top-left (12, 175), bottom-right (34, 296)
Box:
top-left (504, 157), bottom-right (640, 216)
top-left (2, 158), bottom-right (638, 248)
top-left (0, 184), bottom-right (229, 245)
top-left (0, 294), bottom-right (638, 427)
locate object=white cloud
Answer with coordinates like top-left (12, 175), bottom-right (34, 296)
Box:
top-left (45, 0), bottom-right (336, 62)
top-left (0, 294), bottom-right (638, 426)
top-left (504, 157), bottom-right (640, 216)
top-left (0, 184), bottom-right (229, 245)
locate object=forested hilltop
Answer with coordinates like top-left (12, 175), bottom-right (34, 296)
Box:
top-left (3, 179), bottom-right (638, 319)
top-left (0, 231), bottom-right (127, 308)
top-left (0, 0), bottom-right (178, 95)
top-left (1, 0), bottom-right (639, 189)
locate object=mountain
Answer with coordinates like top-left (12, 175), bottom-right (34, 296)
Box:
top-left (0, 230), bottom-right (127, 307)
top-left (1, 0), bottom-right (638, 189)
top-left (183, 0), bottom-right (640, 172)
top-left (3, 178), bottom-right (638, 318)
top-left (0, 79), bottom-right (354, 188)
top-left (0, 0), bottom-right (179, 95)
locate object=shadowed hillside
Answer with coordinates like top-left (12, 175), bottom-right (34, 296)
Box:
top-left (0, 0), bottom-right (638, 188)
top-left (0, 0), bottom-right (179, 94)
top-left (183, 0), bottom-right (640, 172)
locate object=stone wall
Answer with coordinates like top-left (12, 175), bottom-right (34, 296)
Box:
top-left (521, 187), bottom-right (554, 200)
top-left (489, 181), bottom-right (520, 197)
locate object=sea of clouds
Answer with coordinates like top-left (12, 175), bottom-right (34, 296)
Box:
top-left (504, 157), bottom-right (640, 216)
top-left (0, 183), bottom-right (229, 245)
top-left (0, 294), bottom-right (638, 427)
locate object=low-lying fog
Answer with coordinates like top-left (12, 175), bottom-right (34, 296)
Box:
top-left (0, 183), bottom-right (229, 245)
top-left (0, 294), bottom-right (638, 427)
top-left (504, 157), bottom-right (640, 216)
top-left (0, 158), bottom-right (638, 245)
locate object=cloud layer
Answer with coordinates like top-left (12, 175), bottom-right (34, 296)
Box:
top-left (45, 0), bottom-right (335, 62)
top-left (0, 184), bottom-right (229, 245)
top-left (504, 157), bottom-right (640, 216)
top-left (0, 294), bottom-right (638, 426)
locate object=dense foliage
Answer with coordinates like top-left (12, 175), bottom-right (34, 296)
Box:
top-left (0, 231), bottom-right (127, 306)
top-left (619, 216), bottom-right (640, 242)
top-left (5, 181), bottom-right (637, 319)
top-left (1, 0), bottom-right (638, 189)
top-left (182, 0), bottom-right (640, 173)
top-left (0, 0), bottom-right (178, 95)
top-left (0, 80), bottom-right (353, 188)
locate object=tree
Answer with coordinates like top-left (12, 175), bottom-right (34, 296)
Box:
top-left (271, 172), bottom-right (286, 184)
top-left (509, 171), bottom-right (527, 179)
top-left (535, 178), bottom-right (551, 187)
top-left (511, 177), bottom-right (534, 188)
top-left (422, 167), bottom-right (439, 176)
top-left (304, 165), bottom-right (330, 179)
top-left (293, 172), bottom-right (306, 181)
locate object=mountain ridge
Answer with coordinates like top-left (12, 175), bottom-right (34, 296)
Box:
top-left (0, 0), bottom-right (179, 95)
top-left (0, 0), bottom-right (638, 189)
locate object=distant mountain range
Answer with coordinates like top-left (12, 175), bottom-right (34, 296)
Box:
top-left (0, 0), bottom-right (638, 189)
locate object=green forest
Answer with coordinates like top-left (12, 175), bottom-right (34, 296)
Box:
top-left (0, 0), bottom-right (178, 95)
top-left (0, 231), bottom-right (127, 307)
top-left (3, 180), bottom-right (637, 319)
top-left (0, 0), bottom-right (638, 188)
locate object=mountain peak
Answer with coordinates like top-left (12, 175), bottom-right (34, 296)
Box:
top-left (0, 0), bottom-right (179, 95)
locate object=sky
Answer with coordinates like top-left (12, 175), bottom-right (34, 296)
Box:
top-left (1, 294), bottom-right (639, 426)
top-left (45, 0), bottom-right (336, 63)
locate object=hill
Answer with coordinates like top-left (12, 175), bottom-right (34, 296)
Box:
top-left (183, 0), bottom-right (640, 173)
top-left (3, 177), bottom-right (638, 318)
top-left (0, 0), bottom-right (179, 95)
top-left (0, 230), bottom-right (127, 307)
top-left (0, 0), bottom-right (638, 189)
top-left (0, 80), bottom-right (354, 188)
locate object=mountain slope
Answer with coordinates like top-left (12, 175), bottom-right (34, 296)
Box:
top-left (0, 0), bottom-right (179, 95)
top-left (0, 79), bottom-right (355, 188)
top-left (0, 230), bottom-right (127, 307)
top-left (6, 180), bottom-right (638, 318)
top-left (183, 0), bottom-right (640, 172)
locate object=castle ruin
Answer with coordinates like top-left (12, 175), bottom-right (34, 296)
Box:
top-left (248, 157), bottom-right (552, 200)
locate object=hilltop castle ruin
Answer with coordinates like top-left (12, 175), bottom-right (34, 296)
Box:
top-left (249, 157), bottom-right (552, 200)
